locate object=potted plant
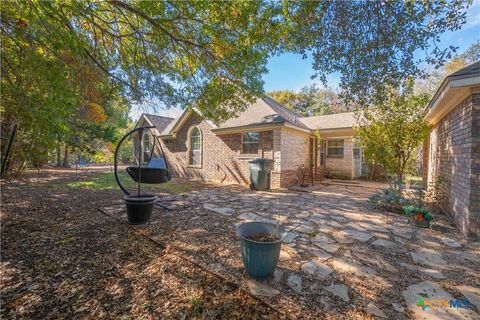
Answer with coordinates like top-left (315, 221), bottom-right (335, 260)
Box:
top-left (236, 221), bottom-right (285, 278)
top-left (403, 206), bottom-right (433, 228)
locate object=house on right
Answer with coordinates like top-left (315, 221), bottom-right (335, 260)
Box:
top-left (423, 61), bottom-right (480, 238)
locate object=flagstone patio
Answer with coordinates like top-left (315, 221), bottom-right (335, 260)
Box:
top-left (100, 182), bottom-right (480, 319)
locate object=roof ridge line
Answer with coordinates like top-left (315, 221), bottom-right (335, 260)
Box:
top-left (143, 113), bottom-right (175, 119)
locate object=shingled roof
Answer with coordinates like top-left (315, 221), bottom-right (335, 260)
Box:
top-left (142, 114), bottom-right (175, 133)
top-left (214, 97), bottom-right (309, 131)
top-left (300, 112), bottom-right (358, 130)
top-left (427, 61), bottom-right (480, 124)
top-left (143, 97), bottom-right (359, 137)
top-left (448, 61), bottom-right (480, 80)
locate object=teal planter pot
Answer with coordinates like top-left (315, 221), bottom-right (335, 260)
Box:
top-left (236, 221), bottom-right (285, 279)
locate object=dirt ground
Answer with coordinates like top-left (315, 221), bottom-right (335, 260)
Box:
top-left (2, 166), bottom-right (479, 319)
top-left (0, 166), bottom-right (279, 319)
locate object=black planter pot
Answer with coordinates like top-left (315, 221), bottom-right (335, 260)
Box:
top-left (124, 194), bottom-right (157, 225)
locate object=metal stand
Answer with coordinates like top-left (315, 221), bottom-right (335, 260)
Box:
top-left (113, 125), bottom-right (171, 210)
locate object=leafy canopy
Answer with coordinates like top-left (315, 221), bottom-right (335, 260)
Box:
top-left (2, 1), bottom-right (471, 120)
top-left (268, 85), bottom-right (346, 116)
top-left (0, 0), bottom-right (472, 168)
top-left (2, 0), bottom-right (279, 122)
top-left (284, 0), bottom-right (471, 105)
top-left (417, 41), bottom-right (480, 95)
top-left (1, 0), bottom-right (279, 167)
top-left (355, 81), bottom-right (431, 187)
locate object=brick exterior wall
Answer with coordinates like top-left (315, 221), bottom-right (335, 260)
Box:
top-left (325, 138), bottom-right (358, 178)
top-left (424, 93), bottom-right (480, 237)
top-left (471, 94), bottom-right (480, 237)
top-left (136, 112), bottom-right (363, 189)
top-left (156, 113), bottom-right (276, 187)
top-left (279, 128), bottom-right (311, 187)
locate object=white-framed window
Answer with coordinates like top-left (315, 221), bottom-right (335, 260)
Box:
top-left (188, 126), bottom-right (202, 166)
top-left (242, 132), bottom-right (259, 154)
top-left (142, 132), bottom-right (151, 164)
top-left (327, 139), bottom-right (344, 158)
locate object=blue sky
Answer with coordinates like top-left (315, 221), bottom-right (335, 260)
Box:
top-left (130, 2), bottom-right (480, 120)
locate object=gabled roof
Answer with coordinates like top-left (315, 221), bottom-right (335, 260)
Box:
top-left (213, 97), bottom-right (309, 133)
top-left (137, 113), bottom-right (175, 135)
top-left (427, 61), bottom-right (480, 124)
top-left (143, 114), bottom-right (174, 132)
top-left (300, 112), bottom-right (357, 130)
top-left (142, 97), bottom-right (359, 138)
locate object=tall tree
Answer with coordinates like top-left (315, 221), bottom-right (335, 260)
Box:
top-left (269, 85), bottom-right (345, 116)
top-left (355, 81), bottom-right (431, 189)
top-left (268, 90), bottom-right (300, 111)
top-left (417, 41), bottom-right (480, 95)
top-left (1, 0), bottom-right (278, 167)
top-left (297, 85), bottom-right (343, 116)
top-left (283, 0), bottom-right (471, 106)
top-left (1, 0), bottom-right (471, 170)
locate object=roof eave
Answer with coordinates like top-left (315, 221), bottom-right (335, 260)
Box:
top-left (157, 133), bottom-right (176, 139)
top-left (211, 122), bottom-right (285, 135)
top-left (426, 75), bottom-right (480, 124)
top-left (135, 114), bottom-right (161, 135)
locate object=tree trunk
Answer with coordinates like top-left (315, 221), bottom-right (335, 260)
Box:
top-left (56, 143), bottom-right (62, 167)
top-left (397, 171), bottom-right (403, 192)
top-left (62, 144), bottom-right (70, 167)
top-left (369, 162), bottom-right (375, 181)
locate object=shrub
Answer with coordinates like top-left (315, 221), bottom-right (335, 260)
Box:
top-left (368, 187), bottom-right (410, 209)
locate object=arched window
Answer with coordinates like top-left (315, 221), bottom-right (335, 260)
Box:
top-left (142, 132), bottom-right (151, 164)
top-left (188, 126), bottom-right (202, 166)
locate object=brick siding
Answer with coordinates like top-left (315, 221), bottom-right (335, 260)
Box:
top-left (157, 113), bottom-right (276, 187)
top-left (425, 93), bottom-right (480, 237)
top-left (137, 112), bottom-right (363, 190)
top-left (325, 138), bottom-right (358, 179)
top-left (279, 128), bottom-right (310, 187)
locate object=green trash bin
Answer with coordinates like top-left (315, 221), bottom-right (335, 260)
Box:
top-left (248, 158), bottom-right (273, 191)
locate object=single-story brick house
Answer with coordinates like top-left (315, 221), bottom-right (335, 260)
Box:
top-left (423, 61), bottom-right (480, 237)
top-left (135, 96), bottom-right (362, 189)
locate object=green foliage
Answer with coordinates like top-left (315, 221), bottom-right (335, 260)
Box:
top-left (1, 0), bottom-right (471, 170)
top-left (65, 172), bottom-right (194, 194)
top-left (368, 187), bottom-right (410, 207)
top-left (187, 294), bottom-right (204, 317)
top-left (283, 0), bottom-right (471, 105)
top-left (1, 0), bottom-right (279, 169)
top-left (403, 205), bottom-right (433, 222)
top-left (268, 85), bottom-right (344, 116)
top-left (267, 90), bottom-right (300, 110)
top-left (355, 81), bottom-right (431, 187)
top-left (1, 0), bottom-right (277, 122)
top-left (417, 41), bottom-right (480, 95)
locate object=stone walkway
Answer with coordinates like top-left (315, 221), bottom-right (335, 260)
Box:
top-left (101, 182), bottom-right (480, 319)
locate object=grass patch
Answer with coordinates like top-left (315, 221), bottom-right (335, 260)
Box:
top-left (406, 175), bottom-right (423, 188)
top-left (186, 294), bottom-right (204, 316)
top-left (57, 237), bottom-right (76, 245)
top-left (65, 172), bottom-right (195, 194)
